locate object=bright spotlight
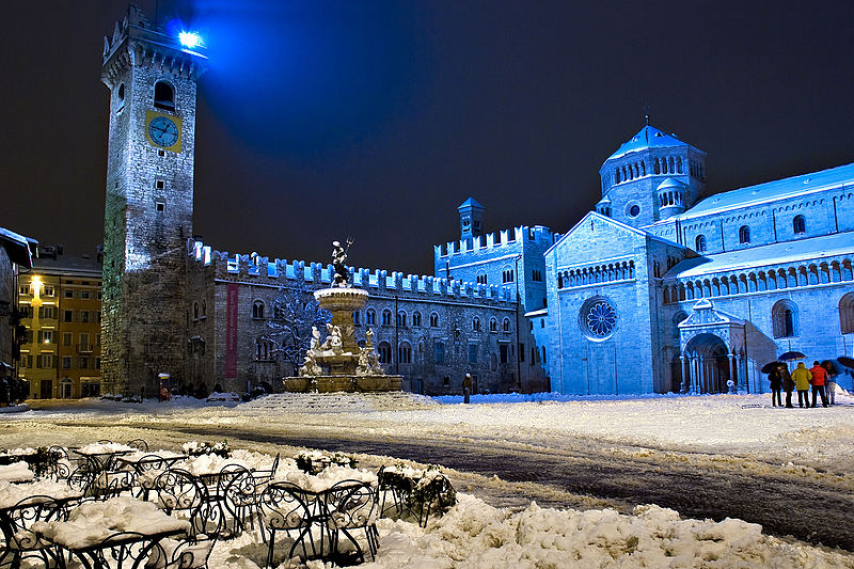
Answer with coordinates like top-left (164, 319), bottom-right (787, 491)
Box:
top-left (178, 31), bottom-right (203, 49)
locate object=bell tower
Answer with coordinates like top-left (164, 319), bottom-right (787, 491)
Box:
top-left (100, 6), bottom-right (207, 396)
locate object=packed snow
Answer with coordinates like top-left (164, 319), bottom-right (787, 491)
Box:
top-left (2, 391), bottom-right (853, 567)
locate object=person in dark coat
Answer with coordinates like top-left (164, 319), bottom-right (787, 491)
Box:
top-left (768, 366), bottom-right (783, 407)
top-left (462, 373), bottom-right (472, 404)
top-left (781, 366), bottom-right (795, 408)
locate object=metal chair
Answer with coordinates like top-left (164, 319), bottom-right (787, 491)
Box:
top-left (259, 482), bottom-right (329, 568)
top-left (0, 495), bottom-right (68, 569)
top-left (326, 480), bottom-right (380, 564)
top-left (153, 469), bottom-right (226, 539)
top-left (218, 464), bottom-right (259, 536)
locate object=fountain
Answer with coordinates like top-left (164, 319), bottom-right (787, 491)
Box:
top-left (282, 240), bottom-right (403, 393)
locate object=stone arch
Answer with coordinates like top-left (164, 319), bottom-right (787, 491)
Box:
top-left (683, 333), bottom-right (731, 394)
top-left (772, 299), bottom-right (798, 338)
top-left (377, 342), bottom-right (392, 364)
top-left (252, 299), bottom-right (265, 319)
top-left (840, 292), bottom-right (854, 334)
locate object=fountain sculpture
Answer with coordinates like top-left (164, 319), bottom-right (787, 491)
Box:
top-left (282, 239), bottom-right (403, 393)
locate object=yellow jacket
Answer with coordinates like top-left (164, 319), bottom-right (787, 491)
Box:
top-left (792, 363), bottom-right (812, 391)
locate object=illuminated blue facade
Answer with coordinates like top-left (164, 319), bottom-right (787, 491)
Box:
top-left (442, 125), bottom-right (854, 395)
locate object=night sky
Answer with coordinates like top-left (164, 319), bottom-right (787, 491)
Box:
top-left (4, 1), bottom-right (852, 274)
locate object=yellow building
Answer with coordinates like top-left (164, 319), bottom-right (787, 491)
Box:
top-left (18, 247), bottom-right (102, 399)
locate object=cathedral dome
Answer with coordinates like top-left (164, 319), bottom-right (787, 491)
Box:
top-left (607, 125), bottom-right (687, 161)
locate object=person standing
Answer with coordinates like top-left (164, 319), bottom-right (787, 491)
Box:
top-left (826, 370), bottom-right (838, 406)
top-left (808, 361), bottom-right (829, 408)
top-left (792, 362), bottom-right (812, 408)
top-left (462, 373), bottom-right (472, 404)
top-left (782, 366), bottom-right (795, 408)
top-left (768, 365), bottom-right (783, 407)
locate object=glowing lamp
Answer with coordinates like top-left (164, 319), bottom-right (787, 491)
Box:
top-left (178, 31), bottom-right (203, 49)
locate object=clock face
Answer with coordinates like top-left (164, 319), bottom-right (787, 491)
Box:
top-left (148, 116), bottom-right (179, 148)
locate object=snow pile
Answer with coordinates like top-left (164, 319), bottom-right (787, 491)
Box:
top-left (0, 480), bottom-right (81, 508)
top-left (205, 493), bottom-right (853, 569)
top-left (242, 392), bottom-right (437, 413)
top-left (276, 465), bottom-right (378, 492)
top-left (77, 442), bottom-right (135, 454)
top-left (33, 497), bottom-right (190, 549)
top-left (0, 461), bottom-right (34, 483)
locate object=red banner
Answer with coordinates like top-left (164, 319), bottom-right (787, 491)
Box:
top-left (225, 283), bottom-right (239, 378)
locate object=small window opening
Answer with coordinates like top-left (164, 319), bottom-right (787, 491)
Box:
top-left (155, 202), bottom-right (165, 213)
top-left (154, 81), bottom-right (175, 111)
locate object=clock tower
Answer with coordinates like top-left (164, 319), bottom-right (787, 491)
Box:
top-left (100, 6), bottom-right (207, 396)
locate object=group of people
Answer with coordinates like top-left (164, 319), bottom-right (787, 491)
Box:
top-left (768, 361), bottom-right (835, 408)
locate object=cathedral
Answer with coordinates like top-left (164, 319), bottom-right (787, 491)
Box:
top-left (98, 6), bottom-right (854, 398)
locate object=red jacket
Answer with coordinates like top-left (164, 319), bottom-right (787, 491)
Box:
top-left (809, 365), bottom-right (828, 386)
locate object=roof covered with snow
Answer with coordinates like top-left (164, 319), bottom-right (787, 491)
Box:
top-left (458, 197), bottom-right (485, 211)
top-left (0, 227), bottom-right (37, 268)
top-left (668, 231), bottom-right (854, 279)
top-left (681, 162), bottom-right (854, 219)
top-left (606, 125), bottom-right (689, 161)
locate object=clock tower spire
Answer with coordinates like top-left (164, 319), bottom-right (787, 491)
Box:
top-left (100, 5), bottom-right (207, 397)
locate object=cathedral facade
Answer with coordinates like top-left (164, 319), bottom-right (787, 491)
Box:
top-left (99, 7), bottom-right (853, 399)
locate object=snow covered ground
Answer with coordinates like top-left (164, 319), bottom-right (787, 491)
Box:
top-left (2, 391), bottom-right (853, 567)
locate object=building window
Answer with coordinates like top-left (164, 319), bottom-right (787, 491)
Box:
top-left (738, 225), bottom-right (750, 244)
top-left (793, 215), bottom-right (806, 235)
top-left (382, 310), bottom-right (392, 327)
top-left (40, 331), bottom-right (53, 344)
top-left (378, 342), bottom-right (392, 364)
top-left (841, 293), bottom-right (854, 334)
top-left (38, 306), bottom-right (55, 320)
top-left (627, 203), bottom-right (641, 218)
top-left (80, 311), bottom-right (89, 324)
top-left (695, 234), bottom-right (707, 252)
top-left (353, 311), bottom-right (361, 326)
top-left (430, 313), bottom-right (439, 328)
top-left (154, 81), bottom-right (175, 111)
top-left (156, 202), bottom-right (166, 213)
top-left (43, 285), bottom-right (55, 297)
top-left (64, 289), bottom-right (74, 299)
top-left (252, 300), bottom-right (265, 319)
top-left (476, 274), bottom-right (488, 285)
top-left (499, 344), bottom-right (509, 364)
top-left (396, 312), bottom-right (407, 327)
top-left (366, 310), bottom-right (376, 326)
top-left (519, 343), bottom-right (525, 362)
top-left (80, 332), bottom-right (90, 352)
top-left (489, 318), bottom-right (497, 333)
top-left (79, 357), bottom-right (89, 369)
top-left (503, 318), bottom-right (511, 333)
top-left (580, 296), bottom-right (618, 340)
top-left (255, 338), bottom-right (273, 361)
top-left (772, 300), bottom-right (798, 338)
top-left (532, 269), bottom-right (543, 282)
top-left (472, 317), bottom-right (481, 332)
top-left (434, 341), bottom-right (445, 364)
top-left (468, 344), bottom-right (478, 364)
top-left (398, 343), bottom-right (412, 364)
top-left (62, 357), bottom-right (72, 369)
top-left (81, 290), bottom-right (91, 300)
top-left (502, 269), bottom-right (515, 284)
top-left (18, 285), bottom-right (29, 296)
top-left (155, 180), bottom-right (165, 190)
top-left (63, 333), bottom-right (72, 347)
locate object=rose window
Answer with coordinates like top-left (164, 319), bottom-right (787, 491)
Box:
top-left (581, 298), bottom-right (617, 339)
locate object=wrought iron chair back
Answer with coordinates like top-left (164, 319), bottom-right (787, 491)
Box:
top-left (217, 464), bottom-right (259, 536)
top-left (259, 481), bottom-right (328, 568)
top-left (1, 495), bottom-right (68, 568)
top-left (326, 479), bottom-right (380, 563)
top-left (153, 469), bottom-right (225, 538)
top-left (127, 439), bottom-right (150, 452)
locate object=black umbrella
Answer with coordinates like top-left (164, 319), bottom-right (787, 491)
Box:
top-left (821, 359), bottom-right (845, 376)
top-left (761, 361), bottom-right (785, 374)
top-left (838, 356), bottom-right (854, 369)
top-left (778, 351), bottom-right (806, 362)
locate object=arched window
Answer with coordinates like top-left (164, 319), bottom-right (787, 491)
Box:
top-left (472, 317), bottom-right (481, 332)
top-left (412, 312), bottom-right (422, 327)
top-left (200, 300), bottom-right (206, 318)
top-left (382, 310), bottom-right (392, 327)
top-left (377, 342), bottom-right (392, 364)
top-left (396, 312), bottom-right (406, 327)
top-left (429, 313), bottom-right (439, 328)
top-left (793, 215), bottom-right (806, 235)
top-left (695, 235), bottom-right (707, 252)
top-left (489, 318), bottom-right (497, 332)
top-left (738, 225), bottom-right (751, 244)
top-left (366, 310), bottom-right (376, 326)
top-left (193, 302), bottom-right (199, 320)
top-left (252, 300), bottom-right (265, 319)
top-left (255, 338), bottom-right (272, 361)
top-left (772, 300), bottom-right (798, 338)
top-left (476, 273), bottom-right (488, 285)
top-left (153, 81), bottom-right (175, 111)
top-left (673, 311), bottom-right (687, 338)
top-left (840, 293), bottom-right (854, 334)
top-left (503, 318), bottom-right (511, 332)
top-left (353, 311), bottom-right (361, 326)
top-left (398, 343), bottom-right (412, 364)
